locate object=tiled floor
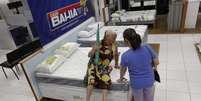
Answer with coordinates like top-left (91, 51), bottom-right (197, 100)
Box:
top-left (0, 34), bottom-right (201, 101)
top-left (149, 34), bottom-right (201, 101)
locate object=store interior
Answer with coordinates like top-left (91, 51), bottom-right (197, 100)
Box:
top-left (0, 0), bottom-right (201, 101)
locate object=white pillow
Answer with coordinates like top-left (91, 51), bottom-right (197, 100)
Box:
top-left (78, 31), bottom-right (90, 38)
top-left (87, 22), bottom-right (104, 30)
top-left (36, 55), bottom-right (65, 74)
top-left (116, 10), bottom-right (125, 15)
top-left (111, 18), bottom-right (120, 22)
top-left (78, 29), bottom-right (96, 38)
top-left (55, 42), bottom-right (79, 58)
top-left (111, 13), bottom-right (121, 18)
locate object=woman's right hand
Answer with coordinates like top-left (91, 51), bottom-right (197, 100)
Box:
top-left (117, 77), bottom-right (128, 83)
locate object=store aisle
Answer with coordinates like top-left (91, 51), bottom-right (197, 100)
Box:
top-left (0, 34), bottom-right (201, 101)
top-left (149, 34), bottom-right (201, 101)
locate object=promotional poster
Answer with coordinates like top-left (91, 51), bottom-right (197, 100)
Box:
top-left (28, 0), bottom-right (94, 45)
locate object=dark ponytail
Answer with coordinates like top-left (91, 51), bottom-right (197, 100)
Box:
top-left (123, 28), bottom-right (142, 50)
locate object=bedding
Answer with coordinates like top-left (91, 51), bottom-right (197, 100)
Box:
top-left (36, 47), bottom-right (130, 91)
top-left (111, 10), bottom-right (156, 25)
top-left (78, 29), bottom-right (96, 38)
top-left (77, 25), bottom-right (148, 46)
top-left (87, 22), bottom-right (104, 30)
top-left (36, 55), bottom-right (65, 74)
top-left (78, 22), bottom-right (104, 38)
top-left (54, 42), bottom-right (80, 58)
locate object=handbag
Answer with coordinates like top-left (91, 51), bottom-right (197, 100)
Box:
top-left (154, 69), bottom-right (160, 82)
top-left (145, 45), bottom-right (161, 83)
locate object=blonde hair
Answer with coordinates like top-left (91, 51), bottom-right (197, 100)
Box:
top-left (103, 30), bottom-right (117, 40)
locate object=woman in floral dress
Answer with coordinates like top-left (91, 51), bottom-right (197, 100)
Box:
top-left (86, 30), bottom-right (119, 101)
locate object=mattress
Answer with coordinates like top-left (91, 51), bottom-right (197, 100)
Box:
top-left (130, 1), bottom-right (156, 7)
top-left (77, 25), bottom-right (148, 46)
top-left (111, 10), bottom-right (156, 25)
top-left (121, 10), bottom-right (156, 21)
top-left (36, 47), bottom-right (130, 91)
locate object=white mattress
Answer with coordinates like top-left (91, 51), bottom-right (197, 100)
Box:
top-left (130, 1), bottom-right (141, 7)
top-left (130, 0), bottom-right (156, 7)
top-left (112, 10), bottom-right (156, 22)
top-left (37, 47), bottom-right (130, 83)
top-left (77, 25), bottom-right (147, 42)
top-left (144, 1), bottom-right (156, 6)
top-left (121, 10), bottom-right (156, 22)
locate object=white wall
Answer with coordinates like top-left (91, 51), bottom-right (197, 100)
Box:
top-left (0, 20), bottom-right (16, 49)
top-left (185, 0), bottom-right (201, 28)
top-left (0, 0), bottom-right (13, 19)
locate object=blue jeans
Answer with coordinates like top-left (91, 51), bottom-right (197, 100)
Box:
top-left (132, 86), bottom-right (153, 101)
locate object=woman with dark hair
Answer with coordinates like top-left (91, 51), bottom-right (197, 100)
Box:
top-left (118, 28), bottom-right (159, 101)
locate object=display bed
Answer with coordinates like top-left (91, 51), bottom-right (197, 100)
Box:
top-left (130, 0), bottom-right (156, 7)
top-left (111, 10), bottom-right (156, 26)
top-left (36, 47), bottom-right (130, 101)
top-left (77, 25), bottom-right (148, 47)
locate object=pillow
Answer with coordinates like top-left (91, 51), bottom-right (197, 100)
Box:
top-left (78, 29), bottom-right (96, 38)
top-left (78, 31), bottom-right (90, 38)
top-left (111, 13), bottom-right (121, 18)
top-left (55, 42), bottom-right (80, 58)
top-left (87, 22), bottom-right (104, 30)
top-left (36, 55), bottom-right (65, 74)
top-left (111, 18), bottom-right (120, 22)
top-left (116, 10), bottom-right (125, 15)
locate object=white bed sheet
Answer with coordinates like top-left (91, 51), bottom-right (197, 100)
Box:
top-left (77, 25), bottom-right (147, 42)
top-left (37, 47), bottom-right (130, 83)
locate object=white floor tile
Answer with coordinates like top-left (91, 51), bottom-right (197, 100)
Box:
top-left (166, 80), bottom-right (189, 93)
top-left (187, 71), bottom-right (201, 83)
top-left (185, 64), bottom-right (201, 72)
top-left (191, 94), bottom-right (201, 101)
top-left (0, 92), bottom-right (29, 101)
top-left (158, 70), bottom-right (166, 80)
top-left (167, 70), bottom-right (187, 81)
top-left (154, 89), bottom-right (166, 101)
top-left (166, 64), bottom-right (185, 71)
top-left (189, 82), bottom-right (201, 94)
top-left (167, 91), bottom-right (190, 101)
top-left (167, 61), bottom-right (184, 66)
top-left (184, 60), bottom-right (200, 65)
top-left (155, 80), bottom-right (166, 90)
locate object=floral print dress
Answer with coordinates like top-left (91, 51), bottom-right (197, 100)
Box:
top-left (87, 43), bottom-right (116, 89)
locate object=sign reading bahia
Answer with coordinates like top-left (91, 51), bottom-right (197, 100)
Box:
top-left (47, 2), bottom-right (86, 31)
top-left (28, 0), bottom-right (93, 45)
